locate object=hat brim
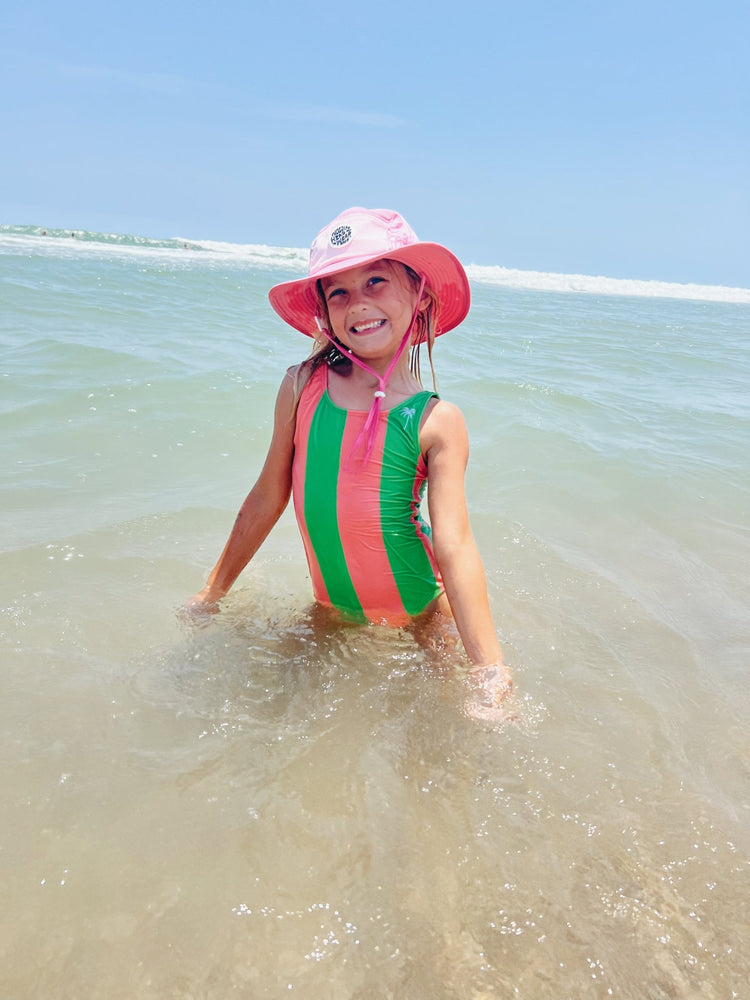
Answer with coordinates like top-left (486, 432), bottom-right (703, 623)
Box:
top-left (268, 242), bottom-right (470, 337)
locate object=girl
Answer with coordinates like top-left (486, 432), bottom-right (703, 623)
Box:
top-left (186, 207), bottom-right (511, 719)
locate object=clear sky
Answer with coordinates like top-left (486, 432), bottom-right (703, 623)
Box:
top-left (2, 0), bottom-right (748, 285)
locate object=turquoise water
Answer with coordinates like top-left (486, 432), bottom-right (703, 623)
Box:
top-left (2, 227), bottom-right (749, 997)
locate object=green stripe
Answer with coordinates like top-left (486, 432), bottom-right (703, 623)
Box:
top-left (303, 398), bottom-right (364, 621)
top-left (381, 395), bottom-right (441, 616)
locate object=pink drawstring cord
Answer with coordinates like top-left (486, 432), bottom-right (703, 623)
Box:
top-left (318, 275), bottom-right (426, 466)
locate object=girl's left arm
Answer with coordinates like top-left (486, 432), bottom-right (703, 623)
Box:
top-left (422, 401), bottom-right (512, 712)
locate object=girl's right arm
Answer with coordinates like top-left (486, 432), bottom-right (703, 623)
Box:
top-left (185, 371), bottom-right (297, 610)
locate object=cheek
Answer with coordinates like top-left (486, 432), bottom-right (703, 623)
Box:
top-left (327, 309), bottom-right (351, 337)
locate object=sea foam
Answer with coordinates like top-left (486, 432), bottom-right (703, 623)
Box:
top-left (2, 225), bottom-right (748, 304)
top-left (466, 263), bottom-right (750, 304)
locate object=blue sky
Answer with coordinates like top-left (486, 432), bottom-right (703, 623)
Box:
top-left (1, 0), bottom-right (748, 285)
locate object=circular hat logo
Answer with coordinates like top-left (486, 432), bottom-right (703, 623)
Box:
top-left (329, 225), bottom-right (352, 247)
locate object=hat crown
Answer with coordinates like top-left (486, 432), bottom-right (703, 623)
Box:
top-left (268, 206), bottom-right (470, 337)
top-left (308, 208), bottom-right (419, 278)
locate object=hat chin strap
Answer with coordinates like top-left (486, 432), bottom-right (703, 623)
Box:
top-left (317, 274), bottom-right (426, 465)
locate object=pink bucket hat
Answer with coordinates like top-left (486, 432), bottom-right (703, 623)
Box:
top-left (268, 207), bottom-right (470, 337)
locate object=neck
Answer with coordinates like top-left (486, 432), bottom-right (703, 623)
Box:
top-left (350, 351), bottom-right (411, 383)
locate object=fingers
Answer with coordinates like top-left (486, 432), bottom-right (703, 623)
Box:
top-left (464, 698), bottom-right (517, 723)
top-left (465, 663), bottom-right (515, 722)
top-left (178, 596), bottom-right (220, 625)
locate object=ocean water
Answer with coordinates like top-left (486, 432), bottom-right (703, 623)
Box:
top-left (1, 224), bottom-right (749, 998)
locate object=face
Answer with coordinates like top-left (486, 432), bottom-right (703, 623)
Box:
top-left (319, 260), bottom-right (420, 362)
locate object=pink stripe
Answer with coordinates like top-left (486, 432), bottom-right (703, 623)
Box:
top-left (337, 413), bottom-right (407, 623)
top-left (292, 370), bottom-right (330, 605)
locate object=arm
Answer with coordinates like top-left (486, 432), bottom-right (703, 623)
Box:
top-left (186, 372), bottom-right (296, 609)
top-left (422, 401), bottom-right (512, 714)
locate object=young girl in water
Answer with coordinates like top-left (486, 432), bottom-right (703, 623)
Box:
top-left (186, 207), bottom-right (511, 719)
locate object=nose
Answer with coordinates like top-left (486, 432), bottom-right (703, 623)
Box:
top-left (346, 291), bottom-right (371, 322)
top-left (347, 285), bottom-right (367, 308)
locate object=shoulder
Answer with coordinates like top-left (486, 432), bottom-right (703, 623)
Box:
top-left (284, 362), bottom-right (305, 390)
top-left (420, 398), bottom-right (469, 454)
top-left (277, 361), bottom-right (318, 413)
top-left (277, 367), bottom-right (298, 403)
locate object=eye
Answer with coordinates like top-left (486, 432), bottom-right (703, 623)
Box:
top-left (326, 286), bottom-right (346, 301)
top-left (367, 275), bottom-right (386, 287)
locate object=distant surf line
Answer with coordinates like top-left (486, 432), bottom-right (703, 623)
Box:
top-left (2, 225), bottom-right (748, 304)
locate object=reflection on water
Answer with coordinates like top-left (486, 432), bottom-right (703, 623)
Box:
top-left (1, 576), bottom-right (747, 998)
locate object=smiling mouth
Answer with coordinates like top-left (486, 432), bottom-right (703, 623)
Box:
top-left (350, 319), bottom-right (386, 334)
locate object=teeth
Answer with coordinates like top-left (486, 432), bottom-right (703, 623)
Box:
top-left (353, 319), bottom-right (383, 333)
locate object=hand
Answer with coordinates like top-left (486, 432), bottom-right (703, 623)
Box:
top-left (464, 662), bottom-right (514, 722)
top-left (179, 589), bottom-right (222, 624)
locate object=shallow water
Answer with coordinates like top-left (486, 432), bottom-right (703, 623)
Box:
top-left (1, 231), bottom-right (749, 997)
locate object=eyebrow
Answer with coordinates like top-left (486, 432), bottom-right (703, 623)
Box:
top-left (321, 263), bottom-right (391, 290)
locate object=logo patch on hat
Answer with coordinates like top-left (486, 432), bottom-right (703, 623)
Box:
top-left (330, 225), bottom-right (352, 247)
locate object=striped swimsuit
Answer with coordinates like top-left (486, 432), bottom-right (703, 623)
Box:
top-left (292, 365), bottom-right (444, 624)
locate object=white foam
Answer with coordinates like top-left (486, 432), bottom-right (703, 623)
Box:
top-left (465, 263), bottom-right (750, 304)
top-left (186, 239), bottom-right (308, 270)
top-left (187, 242), bottom-right (750, 302)
top-left (2, 228), bottom-right (747, 303)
